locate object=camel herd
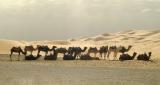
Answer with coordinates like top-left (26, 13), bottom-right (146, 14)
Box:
top-left (10, 45), bottom-right (152, 61)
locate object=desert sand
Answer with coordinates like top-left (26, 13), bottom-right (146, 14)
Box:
top-left (0, 29), bottom-right (160, 85)
top-left (0, 29), bottom-right (159, 59)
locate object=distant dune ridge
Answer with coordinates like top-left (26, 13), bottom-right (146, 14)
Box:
top-left (0, 30), bottom-right (159, 60)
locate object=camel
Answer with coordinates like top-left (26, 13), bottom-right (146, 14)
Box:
top-left (37, 45), bottom-right (51, 56)
top-left (63, 54), bottom-right (76, 60)
top-left (99, 46), bottom-right (108, 59)
top-left (80, 54), bottom-right (100, 60)
top-left (44, 53), bottom-right (58, 60)
top-left (72, 47), bottom-right (87, 59)
top-left (67, 47), bottom-right (74, 55)
top-left (10, 47), bottom-right (26, 61)
top-left (107, 45), bottom-right (132, 60)
top-left (137, 52), bottom-right (152, 61)
top-left (119, 45), bottom-right (133, 53)
top-left (44, 46), bottom-right (58, 60)
top-left (24, 45), bottom-right (37, 55)
top-left (54, 47), bottom-right (68, 56)
top-left (25, 54), bottom-right (41, 60)
top-left (119, 52), bottom-right (137, 61)
top-left (88, 47), bottom-right (99, 57)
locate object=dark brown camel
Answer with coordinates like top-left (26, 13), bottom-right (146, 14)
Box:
top-left (25, 54), bottom-right (41, 60)
top-left (37, 45), bottom-right (51, 56)
top-left (80, 54), bottom-right (100, 60)
top-left (44, 52), bottom-right (58, 60)
top-left (119, 52), bottom-right (137, 61)
top-left (10, 47), bottom-right (26, 61)
top-left (67, 47), bottom-right (74, 55)
top-left (137, 52), bottom-right (152, 61)
top-left (24, 45), bottom-right (37, 55)
top-left (44, 46), bottom-right (57, 60)
top-left (88, 47), bottom-right (99, 57)
top-left (119, 45), bottom-right (133, 53)
top-left (63, 54), bottom-right (76, 60)
top-left (99, 46), bottom-right (108, 59)
top-left (54, 47), bottom-right (68, 56)
top-left (107, 45), bottom-right (132, 60)
top-left (72, 47), bottom-right (87, 59)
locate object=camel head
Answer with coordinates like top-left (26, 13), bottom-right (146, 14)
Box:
top-left (125, 45), bottom-right (132, 52)
top-left (83, 47), bottom-right (88, 51)
top-left (37, 45), bottom-right (41, 48)
top-left (128, 45), bottom-right (132, 49)
top-left (148, 52), bottom-right (152, 57)
top-left (52, 46), bottom-right (57, 50)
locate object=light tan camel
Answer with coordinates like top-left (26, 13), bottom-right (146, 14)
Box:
top-left (24, 45), bottom-right (37, 55)
top-left (107, 45), bottom-right (132, 60)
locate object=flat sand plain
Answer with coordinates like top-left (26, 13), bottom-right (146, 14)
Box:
top-left (0, 55), bottom-right (160, 85)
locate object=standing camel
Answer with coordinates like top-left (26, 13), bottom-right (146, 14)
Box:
top-left (107, 45), bottom-right (132, 60)
top-left (88, 47), bottom-right (99, 57)
top-left (24, 45), bottom-right (37, 55)
top-left (37, 45), bottom-right (51, 56)
top-left (72, 47), bottom-right (87, 59)
top-left (44, 46), bottom-right (58, 60)
top-left (54, 47), bottom-right (68, 56)
top-left (10, 47), bottom-right (26, 61)
top-left (99, 46), bottom-right (108, 59)
top-left (67, 47), bottom-right (74, 55)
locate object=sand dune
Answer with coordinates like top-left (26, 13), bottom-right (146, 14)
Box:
top-left (0, 39), bottom-right (25, 54)
top-left (0, 30), bottom-right (159, 60)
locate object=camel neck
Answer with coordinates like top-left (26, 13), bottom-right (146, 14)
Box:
top-left (126, 47), bottom-right (132, 52)
top-left (82, 48), bottom-right (87, 52)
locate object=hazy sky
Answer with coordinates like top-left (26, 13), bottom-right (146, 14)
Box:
top-left (0, 0), bottom-right (160, 40)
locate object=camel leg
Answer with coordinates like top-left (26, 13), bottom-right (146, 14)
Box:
top-left (46, 51), bottom-right (48, 56)
top-left (113, 52), bottom-right (116, 60)
top-left (31, 51), bottom-right (33, 55)
top-left (107, 51), bottom-right (110, 60)
top-left (100, 53), bottom-right (102, 58)
top-left (45, 52), bottom-right (47, 56)
top-left (18, 52), bottom-right (20, 61)
top-left (37, 50), bottom-right (40, 56)
top-left (115, 52), bottom-right (118, 60)
top-left (113, 52), bottom-right (118, 60)
top-left (10, 52), bottom-right (13, 61)
top-left (104, 53), bottom-right (107, 60)
top-left (94, 53), bottom-right (96, 57)
top-left (100, 53), bottom-right (103, 59)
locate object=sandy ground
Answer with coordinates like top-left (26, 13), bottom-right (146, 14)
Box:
top-left (0, 55), bottom-right (160, 85)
